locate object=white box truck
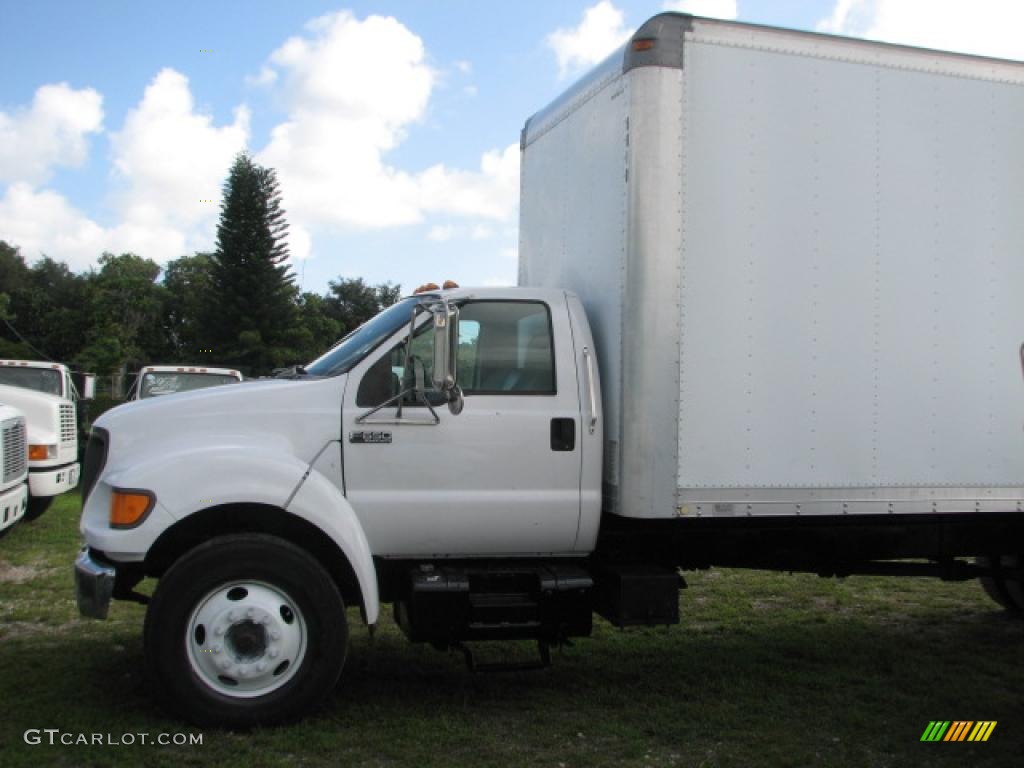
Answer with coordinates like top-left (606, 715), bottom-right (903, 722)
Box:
top-left (0, 360), bottom-right (87, 518)
top-left (0, 402), bottom-right (29, 534)
top-left (74, 14), bottom-right (1024, 727)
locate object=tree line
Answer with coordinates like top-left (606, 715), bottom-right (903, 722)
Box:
top-left (0, 153), bottom-right (400, 381)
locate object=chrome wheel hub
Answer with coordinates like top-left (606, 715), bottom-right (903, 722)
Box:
top-left (186, 581), bottom-right (307, 697)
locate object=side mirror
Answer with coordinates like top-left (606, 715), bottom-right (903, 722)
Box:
top-left (82, 374), bottom-right (96, 401)
top-left (430, 304), bottom-right (459, 392)
top-left (71, 372), bottom-right (96, 401)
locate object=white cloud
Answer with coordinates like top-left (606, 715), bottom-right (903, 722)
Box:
top-left (418, 143), bottom-right (519, 221)
top-left (662, 0), bottom-right (738, 19)
top-left (454, 60), bottom-right (473, 74)
top-left (110, 68), bottom-right (249, 237)
top-left (427, 224), bottom-right (455, 242)
top-left (425, 223), bottom-right (498, 243)
top-left (0, 69), bottom-right (249, 269)
top-left (481, 275), bottom-right (514, 287)
top-left (817, 0), bottom-right (1024, 60)
top-left (255, 10), bottom-right (519, 256)
top-left (0, 182), bottom-right (184, 271)
top-left (245, 66), bottom-right (278, 87)
top-left (3, 11), bottom-right (519, 274)
top-left (547, 1), bottom-right (634, 79)
top-left (0, 83), bottom-right (103, 185)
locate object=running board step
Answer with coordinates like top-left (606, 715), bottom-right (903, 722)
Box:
top-left (395, 563), bottom-right (593, 644)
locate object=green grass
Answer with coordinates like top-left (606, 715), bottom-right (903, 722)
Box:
top-left (1, 493), bottom-right (1021, 767)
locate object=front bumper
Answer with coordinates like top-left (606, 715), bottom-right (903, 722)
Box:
top-left (74, 548), bottom-right (116, 619)
top-left (0, 482), bottom-right (27, 532)
top-left (29, 462), bottom-right (79, 497)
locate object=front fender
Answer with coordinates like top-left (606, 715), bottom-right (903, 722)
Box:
top-left (286, 468), bottom-right (380, 625)
top-left (82, 444), bottom-right (308, 560)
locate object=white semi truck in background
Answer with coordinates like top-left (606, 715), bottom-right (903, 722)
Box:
top-left (74, 14), bottom-right (1024, 727)
top-left (0, 360), bottom-right (91, 518)
top-left (130, 365), bottom-right (243, 400)
top-left (0, 402), bottom-right (28, 534)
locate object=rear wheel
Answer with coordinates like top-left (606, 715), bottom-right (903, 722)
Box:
top-left (23, 495), bottom-right (53, 521)
top-left (976, 555), bottom-right (1023, 614)
top-left (144, 533), bottom-right (349, 727)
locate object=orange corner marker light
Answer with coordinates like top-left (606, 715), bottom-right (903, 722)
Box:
top-left (28, 444), bottom-right (54, 461)
top-left (110, 490), bottom-right (154, 528)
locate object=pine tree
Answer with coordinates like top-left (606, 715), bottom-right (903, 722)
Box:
top-left (207, 152), bottom-right (297, 373)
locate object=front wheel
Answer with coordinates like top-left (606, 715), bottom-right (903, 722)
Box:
top-left (144, 533), bottom-right (348, 727)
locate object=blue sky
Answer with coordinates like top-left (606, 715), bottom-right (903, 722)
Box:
top-left (1, 0), bottom-right (1021, 295)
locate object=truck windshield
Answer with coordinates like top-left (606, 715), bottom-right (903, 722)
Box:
top-left (139, 372), bottom-right (240, 399)
top-left (0, 366), bottom-right (62, 396)
top-left (305, 297), bottom-right (420, 377)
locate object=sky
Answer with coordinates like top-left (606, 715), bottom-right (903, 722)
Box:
top-left (1, 0), bottom-right (1023, 296)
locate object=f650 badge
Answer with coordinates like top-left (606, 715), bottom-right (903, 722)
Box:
top-left (349, 431), bottom-right (392, 444)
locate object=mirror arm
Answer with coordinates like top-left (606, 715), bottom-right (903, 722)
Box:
top-left (355, 386), bottom-right (440, 425)
top-left (397, 306), bottom-right (420, 420)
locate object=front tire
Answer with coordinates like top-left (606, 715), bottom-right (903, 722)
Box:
top-left (23, 495), bottom-right (53, 521)
top-left (144, 533), bottom-right (348, 727)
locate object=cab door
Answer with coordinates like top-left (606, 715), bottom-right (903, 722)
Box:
top-left (341, 298), bottom-right (582, 557)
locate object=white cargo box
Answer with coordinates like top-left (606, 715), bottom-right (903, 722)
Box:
top-left (520, 14), bottom-right (1024, 519)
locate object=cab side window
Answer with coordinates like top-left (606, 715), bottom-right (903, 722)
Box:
top-left (356, 300), bottom-right (555, 406)
top-left (356, 323), bottom-right (438, 407)
top-left (458, 301), bottom-right (555, 395)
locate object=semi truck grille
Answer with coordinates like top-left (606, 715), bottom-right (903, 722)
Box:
top-left (81, 428), bottom-right (109, 504)
top-left (2, 418), bottom-right (27, 483)
top-left (60, 403), bottom-right (76, 443)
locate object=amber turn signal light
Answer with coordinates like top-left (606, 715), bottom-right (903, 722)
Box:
top-left (28, 444), bottom-right (53, 461)
top-left (110, 489), bottom-right (155, 528)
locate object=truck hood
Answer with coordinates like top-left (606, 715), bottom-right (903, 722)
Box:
top-left (96, 375), bottom-right (348, 469)
top-left (0, 383), bottom-right (71, 448)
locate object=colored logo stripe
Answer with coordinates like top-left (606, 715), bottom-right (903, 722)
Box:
top-left (920, 721), bottom-right (996, 742)
top-left (968, 722), bottom-right (997, 742)
top-left (944, 721), bottom-right (972, 741)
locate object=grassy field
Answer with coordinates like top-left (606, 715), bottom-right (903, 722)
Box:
top-left (0, 493), bottom-right (1021, 768)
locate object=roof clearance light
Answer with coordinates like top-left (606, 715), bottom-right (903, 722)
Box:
top-left (632, 38), bottom-right (656, 52)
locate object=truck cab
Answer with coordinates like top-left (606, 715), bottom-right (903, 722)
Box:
top-left (0, 402), bottom-right (29, 533)
top-left (130, 365), bottom-right (242, 400)
top-left (75, 287), bottom-right (602, 726)
top-left (0, 360), bottom-right (86, 519)
top-left (0, 359), bottom-right (93, 401)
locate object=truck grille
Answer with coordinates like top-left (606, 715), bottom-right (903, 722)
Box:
top-left (60, 403), bottom-right (76, 444)
top-left (2, 417), bottom-right (27, 484)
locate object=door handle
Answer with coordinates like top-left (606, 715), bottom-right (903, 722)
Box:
top-left (550, 418), bottom-right (575, 451)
